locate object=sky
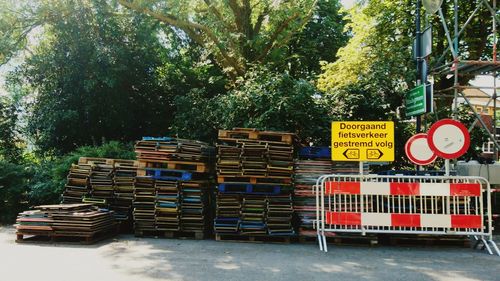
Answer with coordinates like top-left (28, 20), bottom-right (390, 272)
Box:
top-left (341, 0), bottom-right (356, 9)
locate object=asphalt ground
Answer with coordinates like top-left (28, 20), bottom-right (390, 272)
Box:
top-left (1, 226), bottom-right (499, 281)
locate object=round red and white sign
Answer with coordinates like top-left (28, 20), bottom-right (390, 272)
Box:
top-left (405, 133), bottom-right (438, 165)
top-left (427, 119), bottom-right (470, 159)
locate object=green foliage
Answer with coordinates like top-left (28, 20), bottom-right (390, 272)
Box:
top-left (0, 160), bottom-right (29, 223)
top-left (26, 141), bottom-right (135, 207)
top-left (318, 0), bottom-right (414, 93)
top-left (169, 67), bottom-right (331, 144)
top-left (275, 0), bottom-right (348, 77)
top-left (118, 0), bottom-right (321, 79)
top-left (8, 0), bottom-right (175, 155)
top-left (0, 94), bottom-right (22, 162)
top-left (215, 67), bottom-right (330, 144)
top-left (170, 89), bottom-right (220, 142)
top-left (0, 141), bottom-right (135, 223)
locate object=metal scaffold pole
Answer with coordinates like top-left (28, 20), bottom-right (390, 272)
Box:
top-left (416, 0), bottom-right (422, 134)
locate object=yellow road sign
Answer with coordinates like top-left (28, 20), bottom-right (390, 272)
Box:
top-left (331, 121), bottom-right (394, 162)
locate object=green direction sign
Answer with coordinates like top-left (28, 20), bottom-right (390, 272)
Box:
top-left (406, 84), bottom-right (426, 117)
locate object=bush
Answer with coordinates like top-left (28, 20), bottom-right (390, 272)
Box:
top-left (214, 67), bottom-right (330, 144)
top-left (0, 160), bottom-right (29, 223)
top-left (0, 136), bottom-right (135, 224)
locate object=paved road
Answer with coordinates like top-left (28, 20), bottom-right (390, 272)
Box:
top-left (1, 226), bottom-right (499, 281)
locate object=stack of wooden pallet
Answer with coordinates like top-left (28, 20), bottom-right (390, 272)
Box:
top-left (61, 157), bottom-right (138, 225)
top-left (112, 160), bottom-right (139, 222)
top-left (16, 204), bottom-right (117, 244)
top-left (62, 163), bottom-right (92, 204)
top-left (133, 176), bottom-right (156, 233)
top-left (294, 147), bottom-right (361, 237)
top-left (133, 137), bottom-right (214, 239)
top-left (87, 158), bottom-right (114, 207)
top-left (214, 128), bottom-right (296, 240)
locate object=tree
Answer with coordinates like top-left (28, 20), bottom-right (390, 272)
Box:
top-left (318, 0), bottom-right (494, 100)
top-left (284, 0), bottom-right (348, 78)
top-left (317, 0), bottom-right (415, 93)
top-left (214, 66), bottom-right (330, 144)
top-left (117, 0), bottom-right (319, 80)
top-left (6, 0), bottom-right (179, 154)
top-left (0, 160), bottom-right (29, 223)
top-left (0, 94), bottom-right (22, 162)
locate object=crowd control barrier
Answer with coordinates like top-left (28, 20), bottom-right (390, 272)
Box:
top-left (315, 174), bottom-right (500, 255)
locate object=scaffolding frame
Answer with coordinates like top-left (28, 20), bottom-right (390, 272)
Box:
top-left (429, 0), bottom-right (500, 158)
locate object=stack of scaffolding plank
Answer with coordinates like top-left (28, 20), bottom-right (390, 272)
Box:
top-left (293, 159), bottom-right (333, 237)
top-left (61, 164), bottom-right (92, 204)
top-left (16, 204), bottom-right (117, 244)
top-left (87, 159), bottom-right (114, 207)
top-left (213, 194), bottom-right (240, 233)
top-left (215, 128), bottom-right (296, 241)
top-left (154, 179), bottom-right (180, 231)
top-left (294, 147), bottom-right (362, 237)
top-left (133, 137), bottom-right (214, 239)
top-left (112, 160), bottom-right (139, 222)
top-left (133, 176), bottom-right (156, 233)
top-left (61, 157), bottom-right (138, 225)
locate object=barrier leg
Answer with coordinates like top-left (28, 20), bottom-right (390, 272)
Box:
top-left (481, 237), bottom-right (493, 255)
top-left (318, 233), bottom-right (323, 251)
top-left (488, 239), bottom-right (500, 256)
top-left (473, 236), bottom-right (482, 250)
top-left (322, 233), bottom-right (328, 252)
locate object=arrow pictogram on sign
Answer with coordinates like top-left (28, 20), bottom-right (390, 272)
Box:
top-left (343, 149), bottom-right (360, 159)
top-left (366, 149), bottom-right (384, 160)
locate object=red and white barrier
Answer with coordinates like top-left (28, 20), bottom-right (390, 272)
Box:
top-left (315, 175), bottom-right (499, 255)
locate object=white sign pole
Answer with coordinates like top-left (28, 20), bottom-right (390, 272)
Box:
top-left (445, 159), bottom-right (450, 176)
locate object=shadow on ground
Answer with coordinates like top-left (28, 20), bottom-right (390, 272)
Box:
top-left (2, 225), bottom-right (499, 281)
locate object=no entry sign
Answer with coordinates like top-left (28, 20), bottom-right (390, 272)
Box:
top-left (405, 133), bottom-right (437, 165)
top-left (428, 119), bottom-right (470, 159)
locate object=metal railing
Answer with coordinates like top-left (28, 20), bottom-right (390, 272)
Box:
top-left (315, 174), bottom-right (499, 255)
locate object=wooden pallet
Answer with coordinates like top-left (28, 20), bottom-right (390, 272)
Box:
top-left (138, 160), bottom-right (209, 173)
top-left (218, 129), bottom-right (296, 145)
top-left (215, 234), bottom-right (291, 244)
top-left (16, 226), bottom-right (118, 245)
top-left (134, 230), bottom-right (206, 240)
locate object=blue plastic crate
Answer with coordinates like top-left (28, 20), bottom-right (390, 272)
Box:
top-left (145, 168), bottom-right (193, 181)
top-left (299, 147), bottom-right (331, 159)
top-left (142, 136), bottom-right (175, 141)
top-left (218, 183), bottom-right (281, 195)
